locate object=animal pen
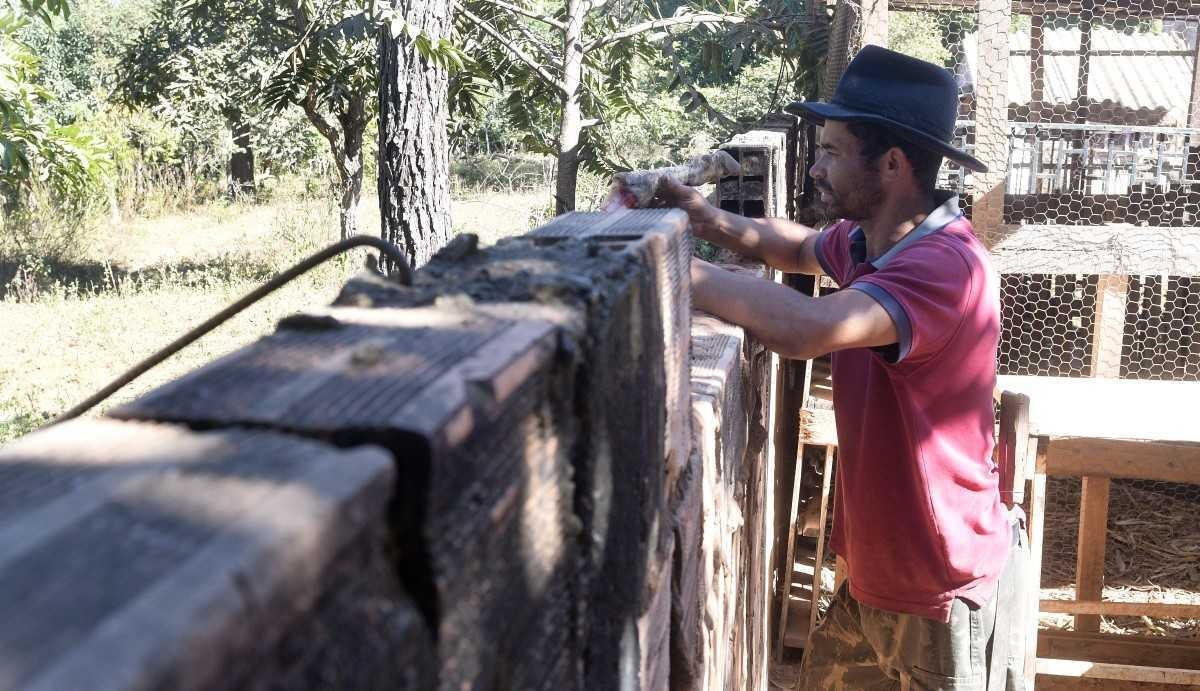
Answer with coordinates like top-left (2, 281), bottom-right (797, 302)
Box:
top-left (775, 1), bottom-right (1200, 689)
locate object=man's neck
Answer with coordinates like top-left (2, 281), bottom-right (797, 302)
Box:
top-left (858, 191), bottom-right (937, 262)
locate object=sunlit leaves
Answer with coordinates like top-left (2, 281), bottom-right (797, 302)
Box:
top-left (0, 9), bottom-right (110, 205)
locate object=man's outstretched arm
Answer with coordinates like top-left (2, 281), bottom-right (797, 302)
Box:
top-left (656, 179), bottom-right (825, 276)
top-left (691, 259), bottom-right (898, 360)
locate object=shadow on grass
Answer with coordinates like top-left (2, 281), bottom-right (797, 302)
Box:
top-left (0, 409), bottom-right (48, 445)
top-left (0, 254), bottom-right (282, 301)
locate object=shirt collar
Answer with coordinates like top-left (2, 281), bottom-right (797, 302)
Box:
top-left (848, 191), bottom-right (962, 268)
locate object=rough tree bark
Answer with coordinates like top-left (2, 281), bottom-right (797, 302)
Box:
top-left (554, 0), bottom-right (585, 215)
top-left (377, 0), bottom-right (453, 269)
top-left (303, 87), bottom-right (368, 241)
top-left (228, 114), bottom-right (255, 197)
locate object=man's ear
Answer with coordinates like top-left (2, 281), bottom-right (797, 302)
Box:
top-left (879, 146), bottom-right (908, 182)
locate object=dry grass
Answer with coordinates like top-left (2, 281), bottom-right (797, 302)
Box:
top-left (0, 188), bottom-right (548, 444)
top-left (1038, 477), bottom-right (1200, 638)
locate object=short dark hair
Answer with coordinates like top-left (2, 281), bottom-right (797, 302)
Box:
top-left (845, 120), bottom-right (943, 192)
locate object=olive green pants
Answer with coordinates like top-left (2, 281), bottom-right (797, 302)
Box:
top-left (797, 523), bottom-right (1028, 691)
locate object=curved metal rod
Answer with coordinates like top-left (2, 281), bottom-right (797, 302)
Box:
top-left (51, 235), bottom-right (413, 425)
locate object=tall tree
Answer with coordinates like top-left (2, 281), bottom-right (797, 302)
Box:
top-left (457, 0), bottom-right (824, 213)
top-left (122, 0), bottom-right (379, 237)
top-left (116, 0), bottom-right (289, 196)
top-left (376, 1), bottom-right (455, 268)
top-left (262, 0), bottom-right (377, 239)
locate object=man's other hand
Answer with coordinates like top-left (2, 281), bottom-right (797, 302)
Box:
top-left (655, 177), bottom-right (719, 238)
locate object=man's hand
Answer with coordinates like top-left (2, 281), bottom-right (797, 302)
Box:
top-left (655, 178), bottom-right (824, 276)
top-left (654, 177), bottom-right (720, 239)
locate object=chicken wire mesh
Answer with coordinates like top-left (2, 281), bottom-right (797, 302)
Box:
top-left (808, 0), bottom-right (1200, 640)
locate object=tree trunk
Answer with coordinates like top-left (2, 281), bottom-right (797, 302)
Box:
top-left (377, 0), bottom-right (453, 269)
top-left (228, 115), bottom-right (255, 197)
top-left (554, 0), bottom-right (585, 215)
top-left (337, 146), bottom-right (363, 240)
top-left (337, 106), bottom-right (366, 240)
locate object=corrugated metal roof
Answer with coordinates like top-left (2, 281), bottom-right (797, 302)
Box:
top-left (960, 27), bottom-right (1198, 126)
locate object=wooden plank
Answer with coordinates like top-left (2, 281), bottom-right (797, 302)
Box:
top-left (892, 0), bottom-right (1200, 15)
top-left (973, 0), bottom-right (1012, 244)
top-left (994, 375), bottom-right (1200, 442)
top-left (1031, 13), bottom-right (1045, 108)
top-left (1090, 274), bottom-right (1129, 378)
top-left (1190, 15), bottom-right (1200, 129)
top-left (1046, 437), bottom-right (1200, 484)
top-left (783, 601), bottom-right (812, 649)
top-left (689, 311), bottom-right (760, 689)
top-left (1035, 676), bottom-right (1190, 691)
top-left (809, 446), bottom-right (836, 639)
top-left (997, 391), bottom-right (1030, 507)
top-left (1074, 476), bottom-right (1111, 633)
top-left (775, 443), bottom-right (805, 658)
top-left (797, 407), bottom-right (838, 446)
top-left (1040, 600), bottom-right (1200, 619)
top-left (1025, 438), bottom-right (1049, 691)
top-left (1037, 658), bottom-right (1200, 685)
top-left (1038, 630), bottom-right (1200, 670)
top-left (990, 225), bottom-right (1200, 276)
top-left (0, 419), bottom-right (394, 691)
top-left (758, 265), bottom-right (784, 678)
top-left (1076, 13), bottom-right (1092, 127)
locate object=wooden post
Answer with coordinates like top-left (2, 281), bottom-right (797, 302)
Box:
top-left (1091, 274), bottom-right (1129, 378)
top-left (1025, 437), bottom-right (1049, 691)
top-left (1031, 13), bottom-right (1045, 113)
top-left (1076, 6), bottom-right (1093, 125)
top-left (1072, 4), bottom-right (1093, 194)
top-left (809, 446), bottom-right (836, 635)
top-left (1074, 476), bottom-right (1111, 633)
top-left (860, 0), bottom-right (888, 48)
top-left (1189, 18), bottom-right (1200, 129)
top-left (775, 446), bottom-right (805, 659)
top-left (972, 0), bottom-right (1012, 246)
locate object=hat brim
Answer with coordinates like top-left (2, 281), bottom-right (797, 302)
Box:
top-left (785, 100), bottom-right (988, 174)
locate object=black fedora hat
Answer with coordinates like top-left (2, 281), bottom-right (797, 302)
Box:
top-left (786, 45), bottom-right (987, 173)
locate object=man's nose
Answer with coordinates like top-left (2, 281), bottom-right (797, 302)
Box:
top-left (809, 159), bottom-right (825, 180)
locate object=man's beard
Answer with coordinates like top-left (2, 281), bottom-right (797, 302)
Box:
top-left (815, 172), bottom-right (883, 221)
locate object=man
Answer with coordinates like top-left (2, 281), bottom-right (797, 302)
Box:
top-left (653, 46), bottom-right (1028, 690)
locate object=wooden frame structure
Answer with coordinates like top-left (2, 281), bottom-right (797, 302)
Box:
top-left (990, 224), bottom-right (1200, 689)
top-left (997, 376), bottom-right (1200, 689)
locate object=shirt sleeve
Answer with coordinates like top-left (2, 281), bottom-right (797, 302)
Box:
top-left (848, 240), bottom-right (977, 364)
top-left (814, 221), bottom-right (854, 287)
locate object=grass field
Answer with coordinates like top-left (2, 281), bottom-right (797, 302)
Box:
top-left (0, 188), bottom-right (549, 444)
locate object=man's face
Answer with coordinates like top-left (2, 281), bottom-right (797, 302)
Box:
top-left (809, 121), bottom-right (884, 221)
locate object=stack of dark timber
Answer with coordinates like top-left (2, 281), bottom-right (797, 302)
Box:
top-left (0, 207), bottom-right (780, 690)
top-left (672, 297), bottom-right (773, 690)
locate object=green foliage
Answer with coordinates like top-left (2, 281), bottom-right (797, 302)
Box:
top-left (453, 0), bottom-right (829, 188)
top-left (4, 0), bottom-right (69, 26)
top-left (0, 8), bottom-right (110, 213)
top-left (259, 0), bottom-right (376, 118)
top-left (117, 0), bottom-right (289, 128)
top-left (889, 11), bottom-right (951, 66)
top-left (16, 1), bottom-right (143, 121)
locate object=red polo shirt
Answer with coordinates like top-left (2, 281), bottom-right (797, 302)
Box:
top-left (813, 194), bottom-right (1012, 622)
